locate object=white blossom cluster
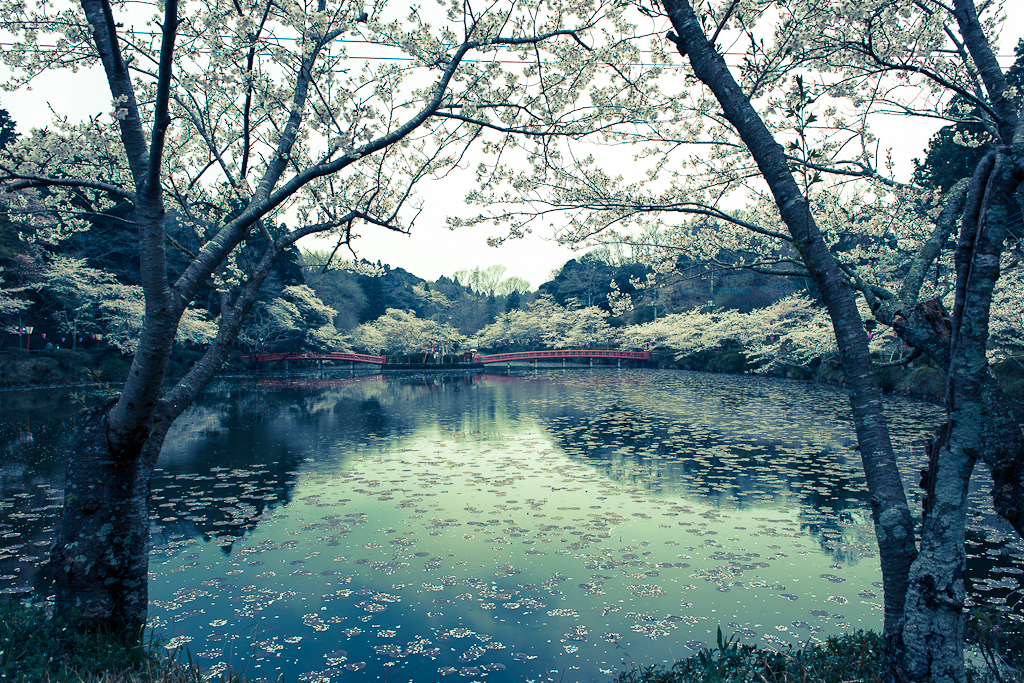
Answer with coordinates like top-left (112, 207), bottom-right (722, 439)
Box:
top-left (615, 295), bottom-right (836, 372)
top-left (240, 285), bottom-right (347, 354)
top-left (353, 308), bottom-right (465, 355)
top-left (469, 295), bottom-right (614, 349)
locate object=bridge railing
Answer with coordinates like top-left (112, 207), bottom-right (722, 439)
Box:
top-left (473, 349), bottom-right (649, 364)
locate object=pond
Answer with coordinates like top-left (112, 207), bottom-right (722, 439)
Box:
top-left (2, 368), bottom-right (1022, 683)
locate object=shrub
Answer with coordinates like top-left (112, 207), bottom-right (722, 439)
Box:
top-left (0, 600), bottom-right (244, 683)
top-left (711, 351), bottom-right (751, 375)
top-left (49, 348), bottom-right (90, 373)
top-left (614, 629), bottom-right (883, 683)
top-left (815, 359), bottom-right (844, 384)
top-left (97, 355), bottom-right (132, 382)
top-left (898, 365), bottom-right (945, 400)
top-left (991, 357), bottom-right (1024, 418)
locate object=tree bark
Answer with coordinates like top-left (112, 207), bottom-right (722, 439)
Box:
top-left (902, 420), bottom-right (973, 683)
top-left (51, 402), bottom-right (169, 633)
top-left (902, 145), bottom-right (1021, 683)
top-left (49, 0), bottom-right (179, 636)
top-left (33, 0), bottom-right (603, 643)
top-left (873, 180), bottom-right (1024, 544)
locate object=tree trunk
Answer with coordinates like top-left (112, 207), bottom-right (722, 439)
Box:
top-left (877, 180), bottom-right (1024, 545)
top-left (50, 193), bottom-right (308, 634)
top-left (902, 424), bottom-right (974, 683)
top-left (51, 401), bottom-right (168, 633)
top-left (902, 146), bottom-right (1020, 683)
top-left (660, 4), bottom-right (917, 674)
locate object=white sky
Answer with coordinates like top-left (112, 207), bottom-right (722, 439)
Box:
top-left (2, 6), bottom-right (1022, 291)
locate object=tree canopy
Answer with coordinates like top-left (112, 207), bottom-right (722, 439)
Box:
top-left (460, 0), bottom-right (1024, 680)
top-left (0, 0), bottom-right (641, 635)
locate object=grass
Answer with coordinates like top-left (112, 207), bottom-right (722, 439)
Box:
top-left (967, 609), bottom-right (1024, 683)
top-left (0, 599), bottom-right (245, 683)
top-left (5, 598), bottom-right (1022, 683)
top-left (614, 628), bottom-right (884, 683)
top-left (615, 618), bottom-right (1024, 683)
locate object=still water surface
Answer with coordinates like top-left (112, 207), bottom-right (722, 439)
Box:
top-left (2, 369), bottom-right (1022, 682)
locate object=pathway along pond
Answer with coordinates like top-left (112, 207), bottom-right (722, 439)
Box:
top-left (2, 369), bottom-right (1023, 682)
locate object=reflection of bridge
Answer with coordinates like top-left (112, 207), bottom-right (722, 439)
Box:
top-left (242, 375), bottom-right (387, 390)
top-left (241, 351), bottom-right (386, 365)
top-left (473, 349), bottom-right (649, 365)
top-left (241, 349), bottom-right (648, 367)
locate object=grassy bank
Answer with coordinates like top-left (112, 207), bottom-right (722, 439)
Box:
top-left (616, 629), bottom-right (884, 683)
top-left (0, 347), bottom-right (220, 389)
top-left (615, 621), bottom-right (1024, 683)
top-left (0, 600), bottom-right (225, 683)
top-left (6, 600), bottom-right (1021, 683)
top-left (658, 348), bottom-right (1024, 408)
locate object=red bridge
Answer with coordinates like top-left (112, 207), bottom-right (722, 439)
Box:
top-left (473, 349), bottom-right (649, 364)
top-left (241, 351), bottom-right (386, 365)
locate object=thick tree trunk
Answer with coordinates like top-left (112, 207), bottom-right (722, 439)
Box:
top-left (878, 180), bottom-right (1024, 544)
top-left (51, 402), bottom-right (168, 633)
top-left (50, 197), bottom-right (307, 635)
top-left (902, 425), bottom-right (974, 683)
top-left (902, 147), bottom-right (1020, 683)
top-left (656, 4), bottom-right (1024, 680)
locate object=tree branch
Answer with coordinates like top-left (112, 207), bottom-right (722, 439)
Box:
top-left (143, 0), bottom-right (178, 205)
top-left (79, 0), bottom-right (150, 189)
top-left (2, 174), bottom-right (135, 203)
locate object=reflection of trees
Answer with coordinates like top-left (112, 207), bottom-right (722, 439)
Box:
top-left (150, 373), bottom-right (486, 551)
top-left (516, 370), bottom-right (948, 565)
top-left (539, 402), bottom-right (876, 563)
top-left (544, 404), bottom-right (864, 504)
top-left (0, 390), bottom-right (109, 596)
top-left (4, 370), bottom-right (955, 595)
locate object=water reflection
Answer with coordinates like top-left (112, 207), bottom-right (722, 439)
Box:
top-left (542, 403), bottom-right (875, 564)
top-left (0, 390), bottom-right (97, 597)
top-left (0, 369), bottom-right (1021, 683)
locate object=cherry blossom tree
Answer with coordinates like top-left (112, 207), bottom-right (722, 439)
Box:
top-left (33, 255), bottom-right (215, 351)
top-left (988, 263), bottom-right (1024, 362)
top-left (649, 5), bottom-right (1022, 678)
top-left (618, 294), bottom-right (845, 372)
top-left (0, 0), bottom-right (636, 635)
top-left (466, 0), bottom-right (1022, 678)
top-left (411, 283), bottom-right (453, 314)
top-left (471, 294), bottom-right (614, 348)
top-left (355, 307), bottom-right (464, 356)
top-left (36, 256), bottom-right (118, 350)
top-left (0, 266), bottom-right (29, 326)
top-left (97, 281), bottom-right (217, 353)
top-left (239, 284), bottom-right (344, 356)
top-left (350, 321), bottom-right (387, 354)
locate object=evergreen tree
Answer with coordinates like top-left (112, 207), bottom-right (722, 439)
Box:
top-left (0, 106), bottom-right (16, 150)
top-left (912, 39), bottom-right (1024, 192)
top-left (361, 274), bottom-right (387, 323)
top-left (505, 289), bottom-right (521, 311)
top-left (1, 107), bottom-right (22, 261)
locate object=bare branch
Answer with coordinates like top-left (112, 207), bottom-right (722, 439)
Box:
top-left (2, 174), bottom-right (135, 203)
